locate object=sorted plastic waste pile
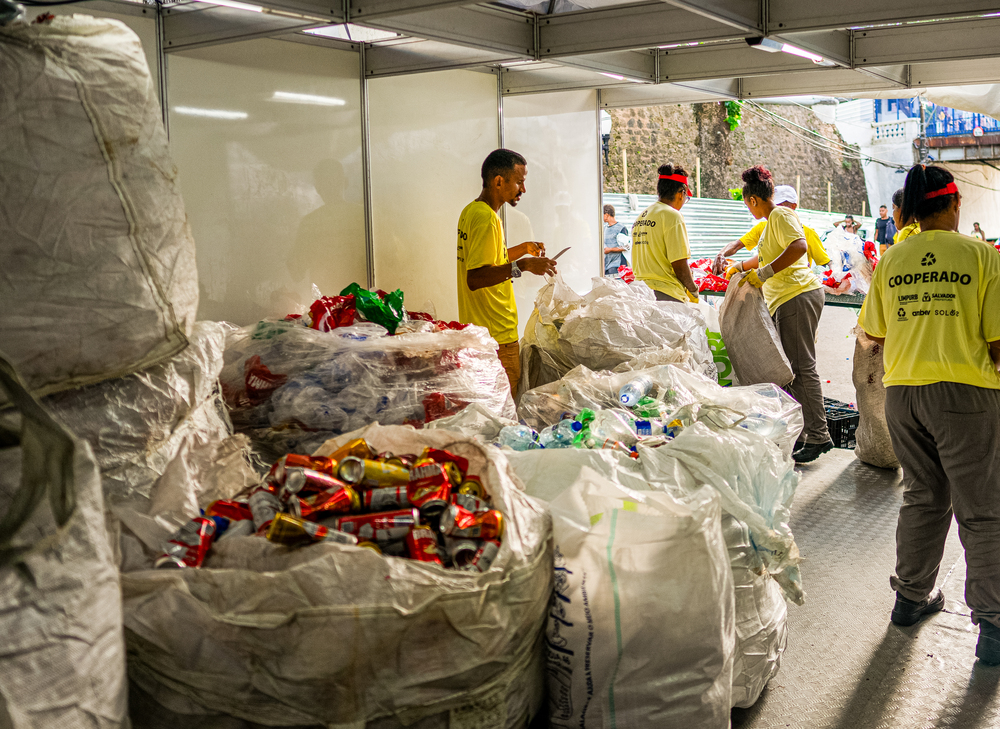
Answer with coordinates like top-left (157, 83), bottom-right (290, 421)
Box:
top-left (691, 258), bottom-right (732, 292)
top-left (155, 437), bottom-right (505, 571)
top-left (821, 228), bottom-right (875, 295)
top-left (122, 424), bottom-right (551, 728)
top-left (221, 285), bottom-right (516, 458)
top-left (519, 275), bottom-right (716, 393)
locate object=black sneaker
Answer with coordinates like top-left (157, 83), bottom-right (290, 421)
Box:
top-left (890, 588), bottom-right (945, 626)
top-left (793, 440), bottom-right (834, 463)
top-left (977, 622), bottom-right (1000, 665)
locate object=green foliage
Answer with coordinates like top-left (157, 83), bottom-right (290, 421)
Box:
top-left (724, 100), bottom-right (744, 131)
top-left (729, 188), bottom-right (744, 201)
top-left (842, 159), bottom-right (853, 170)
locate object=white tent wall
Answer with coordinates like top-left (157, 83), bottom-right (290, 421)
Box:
top-left (168, 39), bottom-right (366, 325)
top-left (367, 69), bottom-right (500, 321)
top-left (502, 89), bottom-right (602, 335)
top-left (941, 163), bottom-right (1000, 240)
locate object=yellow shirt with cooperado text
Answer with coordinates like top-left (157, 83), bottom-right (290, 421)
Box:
top-left (631, 201), bottom-right (690, 301)
top-left (742, 206), bottom-right (821, 315)
top-left (456, 201), bottom-right (518, 344)
top-left (861, 230), bottom-right (1000, 389)
top-left (740, 220), bottom-right (830, 268)
top-left (894, 222), bottom-right (920, 244)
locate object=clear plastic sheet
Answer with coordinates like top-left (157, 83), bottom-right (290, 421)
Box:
top-left (0, 16), bottom-right (198, 399)
top-left (519, 275), bottom-right (716, 393)
top-left (718, 272), bottom-right (794, 387)
top-left (823, 229), bottom-right (874, 295)
top-left (0, 355), bottom-right (128, 729)
top-left (121, 425), bottom-right (552, 728)
top-left (518, 363), bottom-right (804, 458)
top-left (42, 321), bottom-right (233, 507)
top-left (220, 321), bottom-right (516, 457)
top-left (506, 452), bottom-right (735, 726)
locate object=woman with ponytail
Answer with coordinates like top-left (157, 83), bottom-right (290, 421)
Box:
top-left (630, 163), bottom-right (699, 303)
top-left (861, 164), bottom-right (1000, 664)
top-left (727, 165), bottom-right (832, 463)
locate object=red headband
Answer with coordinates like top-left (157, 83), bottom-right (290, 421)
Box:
top-left (659, 174), bottom-right (688, 184)
top-left (923, 182), bottom-right (958, 200)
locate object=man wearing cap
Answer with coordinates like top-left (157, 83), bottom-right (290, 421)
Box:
top-left (713, 185), bottom-right (831, 273)
top-left (631, 163), bottom-right (699, 303)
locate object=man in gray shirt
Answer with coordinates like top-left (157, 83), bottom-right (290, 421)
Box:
top-left (603, 204), bottom-right (631, 276)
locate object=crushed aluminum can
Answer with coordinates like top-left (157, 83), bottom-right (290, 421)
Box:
top-left (405, 526), bottom-right (445, 565)
top-left (248, 484), bottom-right (282, 533)
top-left (281, 467), bottom-right (351, 501)
top-left (155, 516), bottom-right (216, 569)
top-left (363, 485), bottom-right (410, 512)
top-left (216, 518), bottom-right (255, 541)
top-left (266, 513), bottom-right (358, 546)
top-left (408, 462), bottom-right (452, 518)
top-left (334, 508), bottom-right (418, 543)
top-left (328, 437), bottom-right (376, 465)
top-left (205, 499), bottom-right (253, 522)
top-left (337, 457), bottom-right (410, 488)
top-left (452, 492), bottom-right (490, 514)
top-left (268, 453), bottom-right (335, 484)
top-left (304, 484), bottom-right (360, 518)
top-left (439, 504), bottom-right (504, 540)
top-left (457, 476), bottom-right (486, 500)
top-left (466, 539), bottom-right (501, 573)
top-left (444, 537), bottom-right (479, 569)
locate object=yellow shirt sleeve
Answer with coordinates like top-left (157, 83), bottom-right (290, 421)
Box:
top-left (860, 262), bottom-right (887, 338)
top-left (464, 209), bottom-right (504, 271)
top-left (982, 248), bottom-right (1000, 342)
top-left (739, 221), bottom-right (766, 250)
top-left (805, 227), bottom-right (831, 266)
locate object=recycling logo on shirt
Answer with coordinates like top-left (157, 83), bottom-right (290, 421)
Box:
top-left (921, 253), bottom-right (936, 266)
top-left (897, 307), bottom-right (907, 320)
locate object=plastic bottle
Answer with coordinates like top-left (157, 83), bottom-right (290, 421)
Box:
top-left (497, 424), bottom-right (540, 451)
top-left (737, 413), bottom-right (787, 440)
top-left (585, 410), bottom-right (638, 447)
top-left (539, 419), bottom-right (583, 449)
top-left (618, 375), bottom-right (655, 407)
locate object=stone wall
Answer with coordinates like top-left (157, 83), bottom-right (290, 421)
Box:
top-left (604, 102), bottom-right (868, 214)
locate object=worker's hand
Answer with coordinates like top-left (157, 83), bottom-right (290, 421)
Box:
top-left (524, 241), bottom-right (546, 257)
top-left (737, 264), bottom-right (775, 289)
top-left (713, 252), bottom-right (728, 275)
top-left (685, 289), bottom-right (700, 304)
top-left (724, 264), bottom-right (742, 280)
top-left (520, 256), bottom-right (557, 277)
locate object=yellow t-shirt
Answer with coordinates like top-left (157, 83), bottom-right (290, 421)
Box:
top-left (456, 201), bottom-right (517, 344)
top-left (631, 201), bottom-right (690, 301)
top-left (861, 230), bottom-right (1000, 389)
top-left (894, 222), bottom-right (920, 244)
top-left (739, 221), bottom-right (829, 267)
top-left (742, 206), bottom-right (821, 315)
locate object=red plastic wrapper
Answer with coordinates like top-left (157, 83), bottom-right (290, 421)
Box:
top-left (407, 311), bottom-right (470, 331)
top-left (155, 516), bottom-right (216, 569)
top-left (405, 526), bottom-right (445, 565)
top-left (617, 265), bottom-right (635, 283)
top-left (408, 462), bottom-right (452, 517)
top-left (244, 355), bottom-right (287, 405)
top-left (698, 273), bottom-right (730, 293)
top-left (439, 504), bottom-right (504, 540)
top-left (309, 295), bottom-right (357, 332)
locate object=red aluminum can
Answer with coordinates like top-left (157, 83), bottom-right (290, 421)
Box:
top-left (155, 516), bottom-right (216, 569)
top-left (466, 539), bottom-right (501, 573)
top-left (408, 462), bottom-right (452, 518)
top-left (406, 526), bottom-right (445, 565)
top-left (439, 504), bottom-right (504, 540)
top-left (249, 484), bottom-right (282, 533)
top-left (452, 492), bottom-right (490, 514)
top-left (457, 476), bottom-right (486, 500)
top-left (363, 485), bottom-right (410, 512)
top-left (334, 508), bottom-right (418, 543)
top-left (282, 467), bottom-right (350, 500)
top-left (205, 499), bottom-right (253, 522)
top-left (303, 485), bottom-right (360, 518)
top-left (268, 453), bottom-right (335, 484)
top-left (445, 537), bottom-right (479, 569)
top-left (420, 448), bottom-right (469, 486)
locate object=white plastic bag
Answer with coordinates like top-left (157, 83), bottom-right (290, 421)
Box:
top-left (719, 272), bottom-right (793, 387)
top-left (0, 354), bottom-right (128, 729)
top-left (0, 15), bottom-right (198, 398)
top-left (122, 424), bottom-right (552, 728)
top-left (540, 465), bottom-right (734, 728)
top-left (852, 327), bottom-right (899, 469)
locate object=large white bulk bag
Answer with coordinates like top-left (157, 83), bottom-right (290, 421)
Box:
top-left (0, 354), bottom-right (128, 729)
top-left (0, 15), bottom-right (198, 398)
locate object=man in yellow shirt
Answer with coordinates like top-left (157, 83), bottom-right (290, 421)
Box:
top-left (457, 148), bottom-right (557, 395)
top-left (712, 185), bottom-right (830, 272)
top-left (861, 165), bottom-right (1000, 665)
top-left (631, 163), bottom-right (699, 303)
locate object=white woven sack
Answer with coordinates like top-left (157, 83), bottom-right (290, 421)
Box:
top-left (719, 273), bottom-right (793, 387)
top-left (0, 15), bottom-right (197, 398)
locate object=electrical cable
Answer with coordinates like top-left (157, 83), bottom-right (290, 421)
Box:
top-left (20, 0), bottom-right (99, 5)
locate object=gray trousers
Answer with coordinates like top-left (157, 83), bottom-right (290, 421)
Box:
top-left (773, 288), bottom-right (830, 444)
top-left (885, 382), bottom-right (1000, 629)
top-left (653, 290), bottom-right (681, 303)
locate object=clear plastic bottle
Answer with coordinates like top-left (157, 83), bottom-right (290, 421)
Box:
top-left (586, 410), bottom-right (638, 447)
top-left (618, 375), bottom-right (655, 407)
top-left (497, 424), bottom-right (540, 451)
top-left (738, 413), bottom-right (787, 440)
top-left (539, 419), bottom-right (583, 449)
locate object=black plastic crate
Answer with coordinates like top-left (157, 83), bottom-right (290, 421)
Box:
top-left (824, 397), bottom-right (859, 450)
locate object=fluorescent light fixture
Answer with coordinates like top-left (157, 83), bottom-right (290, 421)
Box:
top-left (303, 24), bottom-right (399, 42)
top-left (745, 36), bottom-right (783, 53)
top-left (271, 91), bottom-right (346, 106)
top-left (174, 106), bottom-right (248, 120)
top-left (600, 72), bottom-right (625, 81)
top-left (205, 0), bottom-right (262, 12)
top-left (780, 43), bottom-right (824, 63)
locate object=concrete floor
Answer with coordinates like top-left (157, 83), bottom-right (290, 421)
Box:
top-left (815, 306), bottom-right (861, 406)
top-left (732, 449), bottom-right (1000, 728)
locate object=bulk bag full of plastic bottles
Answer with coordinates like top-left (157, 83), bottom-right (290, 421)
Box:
top-left (121, 424), bottom-right (552, 728)
top-left (0, 15), bottom-right (198, 400)
top-left (0, 354), bottom-right (128, 729)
